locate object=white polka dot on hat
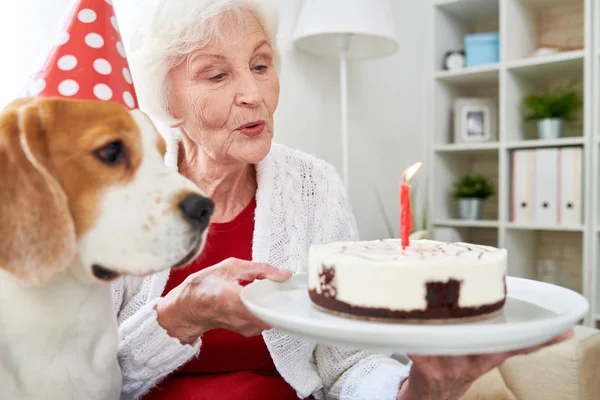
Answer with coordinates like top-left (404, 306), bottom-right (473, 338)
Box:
top-left (110, 16), bottom-right (119, 32)
top-left (57, 32), bottom-right (70, 46)
top-left (29, 78), bottom-right (46, 96)
top-left (122, 67), bottom-right (132, 84)
top-left (57, 55), bottom-right (78, 71)
top-left (77, 9), bottom-right (97, 23)
top-left (94, 59), bottom-right (112, 75)
top-left (58, 79), bottom-right (80, 96)
top-left (94, 83), bottom-right (113, 100)
top-left (21, 0), bottom-right (138, 109)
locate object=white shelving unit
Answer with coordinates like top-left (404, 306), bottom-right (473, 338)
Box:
top-left (428, 0), bottom-right (597, 326)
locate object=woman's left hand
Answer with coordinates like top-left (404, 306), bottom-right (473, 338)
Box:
top-left (397, 329), bottom-right (574, 400)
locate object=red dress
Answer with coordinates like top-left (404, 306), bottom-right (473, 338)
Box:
top-left (142, 197), bottom-right (301, 400)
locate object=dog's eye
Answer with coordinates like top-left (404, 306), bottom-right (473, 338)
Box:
top-left (95, 141), bottom-right (125, 165)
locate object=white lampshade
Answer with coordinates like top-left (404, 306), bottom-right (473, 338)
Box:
top-left (292, 0), bottom-right (398, 59)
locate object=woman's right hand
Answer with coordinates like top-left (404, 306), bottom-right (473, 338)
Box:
top-left (155, 258), bottom-right (293, 344)
top-left (397, 330), bottom-right (573, 400)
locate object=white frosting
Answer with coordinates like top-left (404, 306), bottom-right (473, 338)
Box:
top-left (308, 239), bottom-right (507, 311)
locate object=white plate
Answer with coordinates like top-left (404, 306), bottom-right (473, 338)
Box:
top-left (241, 273), bottom-right (589, 355)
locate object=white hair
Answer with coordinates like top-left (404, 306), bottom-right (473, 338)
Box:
top-left (114, 0), bottom-right (280, 128)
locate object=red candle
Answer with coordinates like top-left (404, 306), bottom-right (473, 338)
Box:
top-left (400, 162), bottom-right (422, 250)
top-left (400, 181), bottom-right (411, 249)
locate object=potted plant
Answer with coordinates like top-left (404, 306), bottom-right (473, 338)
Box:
top-left (451, 174), bottom-right (495, 220)
top-left (521, 86), bottom-right (583, 139)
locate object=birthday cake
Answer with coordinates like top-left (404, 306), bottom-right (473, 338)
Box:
top-left (307, 239), bottom-right (507, 322)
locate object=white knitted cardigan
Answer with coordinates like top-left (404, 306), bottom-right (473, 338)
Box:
top-left (112, 136), bottom-right (411, 400)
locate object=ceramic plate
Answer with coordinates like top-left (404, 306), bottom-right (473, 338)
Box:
top-left (241, 273), bottom-right (589, 355)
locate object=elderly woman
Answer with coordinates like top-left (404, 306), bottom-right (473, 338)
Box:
top-left (113, 1), bottom-right (569, 399)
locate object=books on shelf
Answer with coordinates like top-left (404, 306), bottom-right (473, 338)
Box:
top-left (511, 147), bottom-right (582, 226)
top-left (534, 148), bottom-right (559, 225)
top-left (558, 147), bottom-right (583, 226)
top-left (511, 150), bottom-right (535, 224)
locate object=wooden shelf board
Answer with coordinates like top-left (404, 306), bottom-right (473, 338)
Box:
top-left (506, 51), bottom-right (584, 80)
top-left (434, 219), bottom-right (499, 228)
top-left (434, 0), bottom-right (499, 22)
top-left (506, 223), bottom-right (584, 232)
top-left (434, 64), bottom-right (499, 86)
top-left (505, 137), bottom-right (585, 150)
top-left (525, 0), bottom-right (583, 9)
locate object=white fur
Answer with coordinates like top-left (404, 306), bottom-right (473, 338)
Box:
top-left (0, 109), bottom-right (207, 400)
top-left (0, 264), bottom-right (122, 400)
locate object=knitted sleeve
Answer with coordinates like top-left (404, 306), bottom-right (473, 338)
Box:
top-left (112, 276), bottom-right (202, 400)
top-left (308, 161), bottom-right (412, 400)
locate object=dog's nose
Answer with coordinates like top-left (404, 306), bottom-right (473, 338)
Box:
top-left (92, 264), bottom-right (119, 281)
top-left (180, 194), bottom-right (214, 229)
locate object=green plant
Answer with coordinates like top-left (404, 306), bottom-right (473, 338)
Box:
top-left (522, 86), bottom-right (583, 121)
top-left (451, 174), bottom-right (495, 199)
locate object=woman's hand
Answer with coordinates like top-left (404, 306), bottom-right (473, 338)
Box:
top-left (155, 258), bottom-right (292, 345)
top-left (397, 329), bottom-right (574, 400)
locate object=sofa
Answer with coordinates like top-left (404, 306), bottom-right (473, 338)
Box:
top-left (461, 324), bottom-right (600, 400)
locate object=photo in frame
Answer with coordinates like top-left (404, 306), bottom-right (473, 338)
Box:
top-left (453, 98), bottom-right (498, 144)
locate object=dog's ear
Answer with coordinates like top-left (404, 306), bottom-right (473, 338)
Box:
top-left (0, 99), bottom-right (77, 285)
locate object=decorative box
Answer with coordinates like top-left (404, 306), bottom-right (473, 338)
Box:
top-left (465, 32), bottom-right (500, 67)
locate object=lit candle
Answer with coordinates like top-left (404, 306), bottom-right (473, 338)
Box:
top-left (400, 162), bottom-right (422, 250)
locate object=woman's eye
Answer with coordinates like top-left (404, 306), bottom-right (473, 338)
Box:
top-left (95, 140), bottom-right (125, 165)
top-left (210, 73), bottom-right (226, 81)
top-left (253, 65), bottom-right (268, 72)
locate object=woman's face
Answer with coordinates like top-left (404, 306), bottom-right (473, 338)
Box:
top-left (168, 10), bottom-right (279, 165)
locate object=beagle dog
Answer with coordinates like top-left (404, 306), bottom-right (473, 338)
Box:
top-left (0, 97), bottom-right (213, 400)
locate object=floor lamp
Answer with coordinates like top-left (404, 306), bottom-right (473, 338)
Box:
top-left (292, 0), bottom-right (398, 191)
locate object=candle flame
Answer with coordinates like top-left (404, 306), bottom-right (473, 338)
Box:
top-left (403, 162), bottom-right (422, 181)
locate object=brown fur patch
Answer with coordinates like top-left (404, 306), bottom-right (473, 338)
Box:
top-left (156, 135), bottom-right (167, 158)
top-left (38, 98), bottom-right (142, 236)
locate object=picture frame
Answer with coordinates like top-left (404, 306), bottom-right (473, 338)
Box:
top-left (453, 98), bottom-right (497, 144)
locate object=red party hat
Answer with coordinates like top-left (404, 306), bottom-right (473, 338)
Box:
top-left (21, 0), bottom-right (138, 109)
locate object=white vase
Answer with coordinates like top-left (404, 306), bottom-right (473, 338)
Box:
top-left (458, 198), bottom-right (483, 220)
top-left (537, 118), bottom-right (563, 139)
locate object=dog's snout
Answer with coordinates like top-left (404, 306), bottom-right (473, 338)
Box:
top-left (180, 194), bottom-right (214, 228)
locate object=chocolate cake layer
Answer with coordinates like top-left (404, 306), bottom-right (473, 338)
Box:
top-left (309, 279), bottom-right (506, 320)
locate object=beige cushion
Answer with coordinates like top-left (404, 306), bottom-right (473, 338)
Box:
top-left (460, 368), bottom-right (516, 400)
top-left (499, 325), bottom-right (600, 400)
top-left (460, 325), bottom-right (600, 400)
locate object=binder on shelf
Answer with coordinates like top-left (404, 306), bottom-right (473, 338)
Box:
top-left (511, 149), bottom-right (535, 224)
top-left (558, 147), bottom-right (583, 226)
top-left (533, 148), bottom-right (559, 226)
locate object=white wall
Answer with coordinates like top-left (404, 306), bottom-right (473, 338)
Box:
top-left (276, 0), bottom-right (430, 240)
top-left (0, 0), bottom-right (430, 241)
top-left (0, 0), bottom-right (74, 107)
